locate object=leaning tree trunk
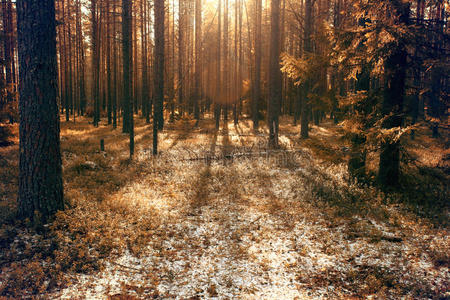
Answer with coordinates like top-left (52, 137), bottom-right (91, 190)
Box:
top-left (268, 0), bottom-right (282, 148)
top-left (17, 0), bottom-right (64, 223)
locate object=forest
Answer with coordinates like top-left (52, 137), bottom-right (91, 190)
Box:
top-left (0, 0), bottom-right (448, 298)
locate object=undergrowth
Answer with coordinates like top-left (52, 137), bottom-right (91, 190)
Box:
top-left (0, 116), bottom-right (448, 298)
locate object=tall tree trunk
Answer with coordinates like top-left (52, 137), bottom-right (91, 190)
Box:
top-left (194, 0), bottom-right (202, 123)
top-left (215, 0), bottom-right (222, 130)
top-left (409, 0), bottom-right (424, 139)
top-left (92, 0), bottom-right (100, 127)
top-left (2, 0), bottom-right (14, 104)
top-left (8, 0), bottom-right (15, 92)
top-left (223, 0), bottom-right (229, 122)
top-left (112, 0), bottom-right (118, 128)
top-left (133, 2), bottom-right (138, 115)
top-left (121, 1), bottom-right (130, 133)
top-left (429, 0), bottom-right (444, 138)
top-left (56, 0), bottom-right (63, 115)
top-left (61, 0), bottom-right (70, 122)
top-left (106, 0), bottom-right (112, 124)
top-left (155, 0), bottom-right (164, 132)
top-left (301, 0), bottom-right (312, 138)
top-left (280, 0), bottom-right (286, 114)
top-left (233, 0), bottom-right (239, 125)
top-left (378, 0), bottom-right (410, 187)
top-left (169, 0), bottom-right (176, 122)
top-left (154, 0), bottom-right (165, 154)
top-left (141, 0), bottom-right (150, 124)
top-left (238, 0), bottom-right (243, 123)
top-left (17, 0), bottom-right (64, 223)
top-left (253, 0), bottom-right (261, 129)
top-left (122, 0), bottom-right (134, 157)
top-left (67, 1), bottom-right (74, 120)
top-left (76, 0), bottom-right (87, 116)
top-left (178, 0), bottom-right (185, 117)
top-left (268, 0), bottom-right (282, 148)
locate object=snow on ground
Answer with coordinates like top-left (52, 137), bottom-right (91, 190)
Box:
top-left (51, 122), bottom-right (449, 299)
top-left (55, 171), bottom-right (449, 297)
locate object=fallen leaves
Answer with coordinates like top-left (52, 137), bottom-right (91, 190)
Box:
top-left (1, 117), bottom-right (448, 299)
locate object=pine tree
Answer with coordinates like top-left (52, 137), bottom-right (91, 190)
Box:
top-left (378, 0), bottom-right (410, 187)
top-left (154, 0), bottom-right (165, 154)
top-left (122, 0), bottom-right (134, 157)
top-left (17, 0), bottom-right (64, 223)
top-left (91, 0), bottom-right (100, 127)
top-left (268, 0), bottom-right (282, 148)
top-left (194, 0), bottom-right (202, 123)
top-left (253, 0), bottom-right (262, 130)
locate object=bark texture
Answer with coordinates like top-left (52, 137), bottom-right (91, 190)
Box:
top-left (153, 0), bottom-right (165, 154)
top-left (268, 0), bottom-right (282, 148)
top-left (17, 0), bottom-right (64, 222)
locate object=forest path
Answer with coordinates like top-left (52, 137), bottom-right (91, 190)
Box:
top-left (50, 117), bottom-right (448, 299)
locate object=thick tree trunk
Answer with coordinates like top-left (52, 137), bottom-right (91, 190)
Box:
top-left (17, 0), bottom-right (64, 223)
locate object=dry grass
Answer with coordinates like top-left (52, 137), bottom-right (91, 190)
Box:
top-left (0, 116), bottom-right (448, 298)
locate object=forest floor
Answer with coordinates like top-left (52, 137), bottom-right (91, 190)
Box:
top-left (0, 115), bottom-right (449, 299)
